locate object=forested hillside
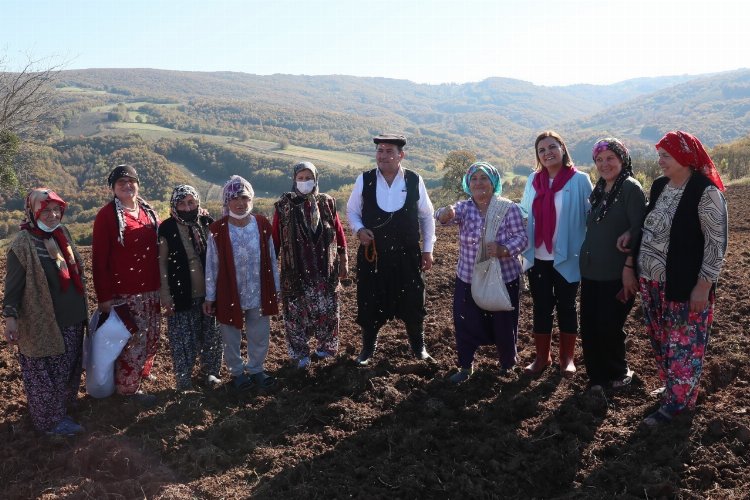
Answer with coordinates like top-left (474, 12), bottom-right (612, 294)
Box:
top-left (2, 67), bottom-right (750, 244)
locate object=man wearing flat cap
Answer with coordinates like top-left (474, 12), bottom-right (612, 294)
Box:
top-left (346, 134), bottom-right (436, 365)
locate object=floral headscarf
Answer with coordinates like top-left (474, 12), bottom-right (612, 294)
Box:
top-left (20, 188), bottom-right (84, 294)
top-left (222, 175), bottom-right (254, 216)
top-left (462, 161), bottom-right (503, 196)
top-left (656, 131), bottom-right (725, 191)
top-left (169, 184), bottom-right (206, 256)
top-left (589, 138), bottom-right (633, 222)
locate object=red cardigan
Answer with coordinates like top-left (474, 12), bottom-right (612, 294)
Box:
top-left (92, 201), bottom-right (160, 303)
top-left (210, 214), bottom-right (279, 329)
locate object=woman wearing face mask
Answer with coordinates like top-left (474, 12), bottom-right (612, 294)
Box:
top-left (92, 165), bottom-right (161, 406)
top-left (158, 185), bottom-right (223, 391)
top-left (203, 175), bottom-right (280, 391)
top-left (272, 162), bottom-right (348, 369)
top-left (3, 188), bottom-right (88, 436)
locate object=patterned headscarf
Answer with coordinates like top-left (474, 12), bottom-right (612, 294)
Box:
top-left (292, 161), bottom-right (321, 231)
top-left (169, 184), bottom-right (206, 256)
top-left (656, 131), bottom-right (725, 191)
top-left (462, 161), bottom-right (503, 196)
top-left (222, 175), bottom-right (254, 216)
top-left (20, 188), bottom-right (84, 294)
top-left (589, 138), bottom-right (633, 222)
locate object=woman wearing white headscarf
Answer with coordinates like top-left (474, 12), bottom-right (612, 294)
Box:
top-left (272, 162), bottom-right (348, 369)
top-left (3, 188), bottom-right (88, 435)
top-left (203, 175), bottom-right (280, 391)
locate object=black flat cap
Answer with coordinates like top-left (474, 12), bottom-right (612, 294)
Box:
top-left (373, 134), bottom-right (406, 148)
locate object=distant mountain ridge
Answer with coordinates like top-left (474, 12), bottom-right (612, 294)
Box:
top-left (57, 68), bottom-right (745, 166)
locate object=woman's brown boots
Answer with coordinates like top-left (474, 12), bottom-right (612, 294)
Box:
top-left (524, 332), bottom-right (577, 377)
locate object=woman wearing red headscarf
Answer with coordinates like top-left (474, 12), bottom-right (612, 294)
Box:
top-left (632, 131), bottom-right (728, 426)
top-left (3, 188), bottom-right (88, 436)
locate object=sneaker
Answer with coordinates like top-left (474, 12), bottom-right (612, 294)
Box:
top-left (132, 390), bottom-right (158, 408)
top-left (449, 369), bottom-right (472, 384)
top-left (205, 374), bottom-right (222, 387)
top-left (612, 368), bottom-right (634, 389)
top-left (249, 371), bottom-right (277, 389)
top-left (297, 356), bottom-right (311, 369)
top-left (47, 417), bottom-right (85, 437)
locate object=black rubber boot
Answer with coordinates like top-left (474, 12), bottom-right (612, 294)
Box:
top-left (355, 328), bottom-right (378, 366)
top-left (406, 325), bottom-right (433, 362)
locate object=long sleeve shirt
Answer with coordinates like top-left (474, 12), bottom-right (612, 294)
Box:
top-left (204, 217), bottom-right (280, 309)
top-left (436, 200), bottom-right (528, 283)
top-left (346, 167), bottom-right (436, 253)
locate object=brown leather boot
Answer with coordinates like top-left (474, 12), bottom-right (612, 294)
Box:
top-left (524, 334), bottom-right (552, 375)
top-left (559, 332), bottom-right (577, 378)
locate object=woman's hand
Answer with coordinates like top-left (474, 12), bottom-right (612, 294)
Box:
top-left (98, 300), bottom-right (113, 314)
top-left (437, 206), bottom-right (456, 224)
top-left (616, 231), bottom-right (631, 253)
top-left (162, 301), bottom-right (175, 317)
top-left (4, 317), bottom-right (19, 345)
top-left (339, 260), bottom-right (349, 280)
top-left (486, 242), bottom-right (509, 259)
top-left (621, 267), bottom-right (638, 300)
top-left (689, 280), bottom-right (713, 313)
top-left (202, 300), bottom-right (216, 316)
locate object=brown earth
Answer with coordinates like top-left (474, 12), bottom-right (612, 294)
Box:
top-left (1, 185), bottom-right (749, 499)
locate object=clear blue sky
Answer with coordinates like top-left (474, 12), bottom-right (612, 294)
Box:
top-left (4, 0), bottom-right (748, 86)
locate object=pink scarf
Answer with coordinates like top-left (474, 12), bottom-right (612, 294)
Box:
top-left (532, 166), bottom-right (576, 252)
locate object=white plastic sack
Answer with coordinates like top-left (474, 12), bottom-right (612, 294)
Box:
top-left (82, 310), bottom-right (100, 372)
top-left (85, 308), bottom-right (131, 398)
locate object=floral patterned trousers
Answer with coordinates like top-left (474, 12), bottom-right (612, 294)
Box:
top-left (19, 323), bottom-right (84, 432)
top-left (114, 291), bottom-right (161, 395)
top-left (282, 282), bottom-right (339, 360)
top-left (640, 278), bottom-right (714, 415)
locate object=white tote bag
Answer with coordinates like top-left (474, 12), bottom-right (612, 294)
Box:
top-left (471, 196), bottom-right (514, 312)
top-left (85, 308), bottom-right (131, 398)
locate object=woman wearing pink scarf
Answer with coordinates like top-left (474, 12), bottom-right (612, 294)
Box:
top-left (520, 131), bottom-right (593, 377)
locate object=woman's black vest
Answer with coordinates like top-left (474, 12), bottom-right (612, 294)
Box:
top-left (158, 215), bottom-right (212, 312)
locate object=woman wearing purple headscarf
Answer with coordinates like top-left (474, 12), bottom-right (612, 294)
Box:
top-left (203, 175), bottom-right (280, 391)
top-left (435, 162), bottom-right (528, 383)
top-left (579, 138), bottom-right (646, 392)
top-left (272, 162), bottom-right (348, 369)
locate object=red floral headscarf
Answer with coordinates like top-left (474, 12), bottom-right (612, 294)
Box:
top-left (21, 188), bottom-right (84, 294)
top-left (656, 131), bottom-right (725, 191)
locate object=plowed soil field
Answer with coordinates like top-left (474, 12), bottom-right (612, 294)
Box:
top-left (1, 185), bottom-right (749, 499)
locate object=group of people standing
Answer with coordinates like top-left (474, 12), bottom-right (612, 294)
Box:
top-left (2, 129), bottom-right (728, 437)
top-left (435, 130), bottom-right (727, 428)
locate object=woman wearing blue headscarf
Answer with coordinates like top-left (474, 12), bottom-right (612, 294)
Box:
top-left (435, 162), bottom-right (528, 383)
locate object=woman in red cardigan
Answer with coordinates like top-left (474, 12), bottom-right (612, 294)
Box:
top-left (92, 165), bottom-right (161, 406)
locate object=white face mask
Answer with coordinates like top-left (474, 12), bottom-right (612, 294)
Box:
top-left (296, 180), bottom-right (316, 195)
top-left (228, 203), bottom-right (252, 219)
top-left (36, 220), bottom-right (60, 233)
